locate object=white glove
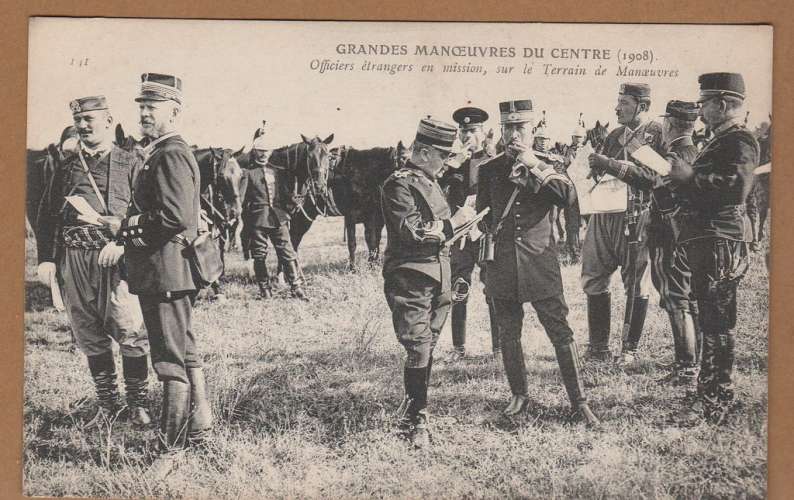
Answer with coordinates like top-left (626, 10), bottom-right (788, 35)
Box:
top-left (450, 205), bottom-right (477, 229)
top-left (37, 262), bottom-right (56, 286)
top-left (98, 242), bottom-right (125, 268)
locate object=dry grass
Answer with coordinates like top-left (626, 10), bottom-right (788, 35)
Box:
top-left (23, 217), bottom-right (768, 499)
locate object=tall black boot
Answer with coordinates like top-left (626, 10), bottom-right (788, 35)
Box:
top-left (158, 380), bottom-right (191, 451)
top-left (658, 310), bottom-right (698, 387)
top-left (690, 301), bottom-right (703, 364)
top-left (450, 304), bottom-right (467, 360)
top-left (122, 355), bottom-right (151, 426)
top-left (487, 297), bottom-right (501, 355)
top-left (585, 292), bottom-right (612, 361)
top-left (253, 258), bottom-right (272, 299)
top-left (85, 352), bottom-right (121, 429)
top-left (619, 296), bottom-right (649, 365)
top-left (186, 367), bottom-right (213, 446)
top-left (284, 260), bottom-right (309, 301)
top-left (710, 330), bottom-right (737, 424)
top-left (500, 336), bottom-right (529, 416)
top-left (397, 366), bottom-right (430, 449)
top-left (555, 342), bottom-right (600, 428)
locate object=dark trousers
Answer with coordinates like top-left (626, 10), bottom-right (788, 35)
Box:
top-left (450, 239), bottom-right (477, 348)
top-left (139, 291), bottom-right (201, 384)
top-left (249, 223), bottom-right (298, 263)
top-left (384, 269), bottom-right (451, 368)
top-left (649, 221), bottom-right (694, 313)
top-left (493, 295), bottom-right (575, 395)
top-left (678, 237), bottom-right (748, 398)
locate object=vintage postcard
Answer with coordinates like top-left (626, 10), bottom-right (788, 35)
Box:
top-left (25, 18), bottom-right (772, 498)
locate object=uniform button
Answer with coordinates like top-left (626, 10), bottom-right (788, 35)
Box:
top-left (516, 237), bottom-right (522, 241)
top-left (516, 213), bottom-right (521, 217)
top-left (516, 227), bottom-right (522, 230)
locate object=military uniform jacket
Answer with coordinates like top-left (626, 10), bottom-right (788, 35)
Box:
top-left (675, 120), bottom-right (758, 243)
top-left (381, 162), bottom-right (454, 289)
top-left (601, 120), bottom-right (665, 206)
top-left (476, 153), bottom-right (576, 302)
top-left (36, 144), bottom-right (140, 264)
top-left (119, 134), bottom-right (201, 294)
top-left (239, 160), bottom-right (291, 228)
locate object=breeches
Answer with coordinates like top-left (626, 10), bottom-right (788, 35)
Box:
top-left (581, 210), bottom-right (652, 297)
top-left (384, 269), bottom-right (451, 368)
top-left (649, 230), bottom-right (694, 312)
top-left (493, 295), bottom-right (575, 347)
top-left (59, 247), bottom-right (147, 357)
top-left (249, 224), bottom-right (297, 262)
top-left (138, 292), bottom-right (201, 384)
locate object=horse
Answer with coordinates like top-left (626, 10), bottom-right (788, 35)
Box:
top-left (584, 120), bottom-right (610, 152)
top-left (26, 126), bottom-right (77, 237)
top-left (236, 134), bottom-right (334, 275)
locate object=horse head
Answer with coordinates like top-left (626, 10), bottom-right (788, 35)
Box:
top-left (483, 128), bottom-right (498, 157)
top-left (300, 133), bottom-right (334, 197)
top-left (114, 123), bottom-right (146, 159)
top-left (584, 120), bottom-right (610, 152)
top-left (214, 148), bottom-right (244, 221)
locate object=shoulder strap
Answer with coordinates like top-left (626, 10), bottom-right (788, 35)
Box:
top-left (77, 150), bottom-right (109, 215)
top-left (494, 186), bottom-right (520, 233)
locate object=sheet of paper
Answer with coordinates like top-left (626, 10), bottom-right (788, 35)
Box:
top-left (65, 195), bottom-right (103, 225)
top-left (631, 145), bottom-right (671, 175)
top-left (464, 194), bottom-right (477, 207)
top-left (754, 162), bottom-right (771, 174)
top-left (50, 275), bottom-right (65, 312)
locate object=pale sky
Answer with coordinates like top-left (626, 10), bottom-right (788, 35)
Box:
top-left (27, 19), bottom-right (773, 150)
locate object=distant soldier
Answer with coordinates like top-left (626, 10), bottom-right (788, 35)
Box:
top-left (239, 134), bottom-right (308, 300)
top-left (439, 105), bottom-right (500, 359)
top-left (562, 125), bottom-right (586, 262)
top-left (101, 73), bottom-right (213, 471)
top-left (584, 100), bottom-right (702, 389)
top-left (36, 96), bottom-right (151, 428)
top-left (668, 73), bottom-right (758, 423)
top-left (381, 117), bottom-right (476, 448)
top-left (477, 99), bottom-right (599, 426)
top-left (585, 83), bottom-right (665, 366)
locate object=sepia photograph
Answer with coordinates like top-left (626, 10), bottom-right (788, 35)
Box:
top-left (24, 18), bottom-right (772, 498)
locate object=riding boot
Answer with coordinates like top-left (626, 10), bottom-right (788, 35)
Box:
top-left (620, 296), bottom-right (649, 359)
top-left (397, 367), bottom-right (430, 449)
top-left (122, 355), bottom-right (151, 427)
top-left (554, 341), bottom-right (601, 428)
top-left (186, 367), bottom-right (213, 447)
top-left (690, 301), bottom-right (703, 364)
top-left (284, 260), bottom-right (309, 301)
top-left (450, 303), bottom-right (467, 357)
top-left (585, 292), bottom-right (612, 361)
top-left (158, 380), bottom-right (191, 452)
top-left (500, 335), bottom-right (529, 416)
top-left (487, 297), bottom-right (501, 355)
top-left (709, 330), bottom-right (737, 424)
top-left (84, 352), bottom-right (121, 429)
top-left (253, 259), bottom-right (272, 299)
top-left (698, 328), bottom-right (719, 410)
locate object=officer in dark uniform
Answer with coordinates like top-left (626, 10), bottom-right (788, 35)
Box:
top-left (381, 117), bottom-right (476, 449)
top-left (586, 100), bottom-right (702, 388)
top-left (585, 83), bottom-right (665, 367)
top-left (668, 73), bottom-right (758, 423)
top-left (37, 95), bottom-right (150, 428)
top-left (438, 106), bottom-right (499, 359)
top-left (240, 134), bottom-right (308, 300)
top-left (477, 99), bottom-right (599, 426)
top-left (101, 73), bottom-right (213, 467)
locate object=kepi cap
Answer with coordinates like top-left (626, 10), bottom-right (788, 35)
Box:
top-left (698, 72), bottom-right (745, 101)
top-left (661, 100), bottom-right (699, 121)
top-left (452, 106), bottom-right (489, 127)
top-left (415, 117), bottom-right (458, 151)
top-left (135, 73), bottom-right (183, 104)
top-left (69, 95), bottom-right (108, 115)
top-left (499, 99), bottom-right (533, 124)
top-left (619, 83), bottom-right (651, 99)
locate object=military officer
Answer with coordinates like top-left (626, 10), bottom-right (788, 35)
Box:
top-left (562, 125), bottom-right (586, 263)
top-left (667, 73), bottom-right (758, 423)
top-left (586, 100), bottom-right (702, 388)
top-left (584, 83), bottom-right (665, 366)
top-left (36, 96), bottom-right (150, 428)
top-left (240, 133), bottom-right (308, 300)
top-left (476, 99), bottom-right (599, 426)
top-left (100, 73), bottom-right (213, 464)
top-left (438, 106), bottom-right (500, 359)
top-left (381, 117), bottom-right (476, 448)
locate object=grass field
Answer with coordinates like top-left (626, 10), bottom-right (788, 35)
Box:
top-left (23, 217), bottom-right (768, 499)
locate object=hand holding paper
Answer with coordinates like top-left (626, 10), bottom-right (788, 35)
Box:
top-left (65, 195), bottom-right (103, 225)
top-left (631, 145), bottom-right (671, 175)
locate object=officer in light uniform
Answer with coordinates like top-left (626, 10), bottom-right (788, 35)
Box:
top-left (477, 99), bottom-right (599, 426)
top-left (381, 117), bottom-right (476, 449)
top-left (584, 83), bottom-right (665, 366)
top-left (37, 95), bottom-right (150, 428)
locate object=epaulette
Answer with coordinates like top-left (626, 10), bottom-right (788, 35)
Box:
top-left (533, 150), bottom-right (564, 163)
top-left (390, 168), bottom-right (421, 180)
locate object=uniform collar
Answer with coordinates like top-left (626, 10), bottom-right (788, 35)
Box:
top-left (712, 117), bottom-right (742, 136)
top-left (80, 140), bottom-right (113, 157)
top-left (143, 131), bottom-right (179, 155)
top-left (405, 160), bottom-right (437, 181)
